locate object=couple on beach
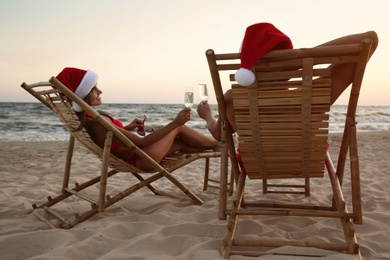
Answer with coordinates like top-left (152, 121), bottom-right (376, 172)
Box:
top-left (55, 23), bottom-right (378, 171)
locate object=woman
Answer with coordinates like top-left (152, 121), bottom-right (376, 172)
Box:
top-left (56, 67), bottom-right (220, 171)
top-left (197, 30), bottom-right (379, 141)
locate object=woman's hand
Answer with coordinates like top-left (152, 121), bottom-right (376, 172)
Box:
top-left (124, 118), bottom-right (144, 131)
top-left (173, 108), bottom-right (191, 126)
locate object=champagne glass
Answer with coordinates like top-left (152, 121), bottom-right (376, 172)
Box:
top-left (198, 79), bottom-right (208, 101)
top-left (184, 86), bottom-right (194, 108)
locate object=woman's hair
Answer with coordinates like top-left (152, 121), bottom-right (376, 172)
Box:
top-left (72, 93), bottom-right (91, 132)
top-left (73, 110), bottom-right (87, 132)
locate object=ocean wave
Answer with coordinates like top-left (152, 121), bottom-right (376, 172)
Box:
top-left (1, 103), bottom-right (389, 141)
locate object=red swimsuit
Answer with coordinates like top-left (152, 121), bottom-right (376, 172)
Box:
top-left (86, 113), bottom-right (140, 166)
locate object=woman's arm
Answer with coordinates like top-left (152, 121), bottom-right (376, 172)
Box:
top-left (113, 108), bottom-right (191, 148)
top-left (123, 118), bottom-right (143, 131)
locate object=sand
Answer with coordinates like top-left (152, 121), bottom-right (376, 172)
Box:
top-left (0, 131), bottom-right (389, 259)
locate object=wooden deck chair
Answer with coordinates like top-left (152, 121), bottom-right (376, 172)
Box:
top-left (21, 77), bottom-right (220, 229)
top-left (206, 38), bottom-right (373, 258)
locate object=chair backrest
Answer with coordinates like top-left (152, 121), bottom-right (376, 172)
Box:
top-left (21, 79), bottom-right (147, 173)
top-left (206, 39), bottom-right (372, 181)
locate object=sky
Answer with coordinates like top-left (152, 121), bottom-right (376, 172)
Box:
top-left (0, 0), bottom-right (389, 106)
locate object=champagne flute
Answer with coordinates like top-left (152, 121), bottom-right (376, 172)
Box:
top-left (184, 86), bottom-right (194, 108)
top-left (198, 79), bottom-right (208, 101)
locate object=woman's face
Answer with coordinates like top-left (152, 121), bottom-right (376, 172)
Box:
top-left (86, 85), bottom-right (103, 107)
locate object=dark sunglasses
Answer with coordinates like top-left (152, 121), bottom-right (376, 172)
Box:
top-left (136, 115), bottom-right (147, 136)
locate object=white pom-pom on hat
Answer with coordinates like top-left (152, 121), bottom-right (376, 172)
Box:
top-left (235, 23), bottom-right (293, 87)
top-left (235, 68), bottom-right (255, 87)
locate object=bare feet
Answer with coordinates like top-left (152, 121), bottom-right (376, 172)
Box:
top-left (197, 101), bottom-right (221, 141)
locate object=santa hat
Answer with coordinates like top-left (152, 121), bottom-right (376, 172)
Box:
top-left (235, 23), bottom-right (293, 86)
top-left (56, 67), bottom-right (99, 112)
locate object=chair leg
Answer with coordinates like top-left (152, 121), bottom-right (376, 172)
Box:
top-left (219, 130), bottom-right (230, 220)
top-left (305, 177), bottom-right (310, 196)
top-left (222, 171), bottom-right (246, 258)
top-left (348, 117), bottom-right (362, 224)
top-left (263, 179), bottom-right (268, 194)
top-left (98, 131), bottom-right (113, 212)
top-left (62, 135), bottom-right (75, 191)
top-left (203, 158), bottom-right (210, 191)
top-left (228, 166), bottom-right (235, 196)
top-left (227, 131), bottom-right (239, 196)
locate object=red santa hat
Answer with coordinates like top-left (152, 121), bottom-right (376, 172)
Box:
top-left (235, 23), bottom-right (293, 86)
top-left (56, 67), bottom-right (99, 112)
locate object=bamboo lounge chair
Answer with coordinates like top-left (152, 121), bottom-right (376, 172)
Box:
top-left (21, 77), bottom-right (220, 229)
top-left (205, 38), bottom-right (373, 258)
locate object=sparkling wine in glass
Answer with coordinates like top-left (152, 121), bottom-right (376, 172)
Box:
top-left (184, 86), bottom-right (194, 108)
top-left (198, 79), bottom-right (208, 101)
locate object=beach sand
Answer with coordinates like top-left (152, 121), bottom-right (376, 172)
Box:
top-left (0, 131), bottom-right (389, 259)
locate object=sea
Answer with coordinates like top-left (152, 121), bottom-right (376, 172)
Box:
top-left (0, 102), bottom-right (389, 142)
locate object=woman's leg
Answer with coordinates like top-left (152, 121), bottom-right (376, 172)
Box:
top-left (197, 101), bottom-right (221, 141)
top-left (175, 125), bottom-right (220, 149)
top-left (137, 126), bottom-right (219, 170)
top-left (316, 31), bottom-right (378, 104)
top-left (136, 129), bottom-right (176, 170)
top-left (197, 89), bottom-right (236, 142)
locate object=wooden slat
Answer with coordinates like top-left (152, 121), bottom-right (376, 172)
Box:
top-left (235, 113), bottom-right (329, 122)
